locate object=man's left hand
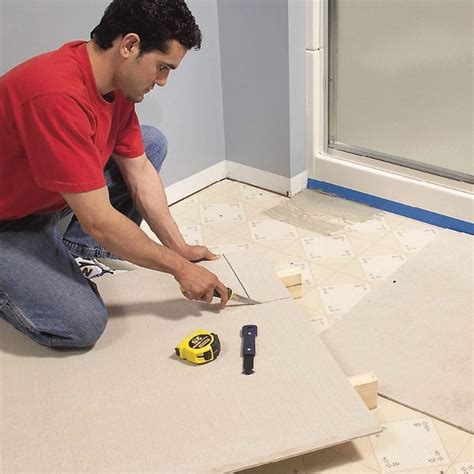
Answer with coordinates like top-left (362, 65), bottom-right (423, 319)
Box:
top-left (182, 244), bottom-right (220, 263)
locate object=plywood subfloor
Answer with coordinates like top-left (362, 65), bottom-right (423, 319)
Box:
top-left (0, 252), bottom-right (380, 473)
top-left (322, 230), bottom-right (474, 433)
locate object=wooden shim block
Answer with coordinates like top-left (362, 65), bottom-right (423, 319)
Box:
top-left (349, 372), bottom-right (378, 410)
top-left (276, 267), bottom-right (302, 288)
top-left (287, 284), bottom-right (303, 299)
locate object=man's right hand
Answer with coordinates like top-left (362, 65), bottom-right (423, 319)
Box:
top-left (175, 261), bottom-right (229, 308)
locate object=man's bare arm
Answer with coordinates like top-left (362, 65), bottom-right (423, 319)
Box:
top-left (112, 153), bottom-right (216, 262)
top-left (61, 187), bottom-right (229, 306)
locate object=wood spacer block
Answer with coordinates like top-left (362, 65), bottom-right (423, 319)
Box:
top-left (348, 372), bottom-right (379, 410)
top-left (276, 267), bottom-right (303, 288)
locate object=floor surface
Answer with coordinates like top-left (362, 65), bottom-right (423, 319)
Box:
top-left (153, 180), bottom-right (472, 474)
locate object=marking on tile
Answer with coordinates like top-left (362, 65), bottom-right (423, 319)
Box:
top-left (318, 283), bottom-right (370, 314)
top-left (359, 254), bottom-right (407, 281)
top-left (302, 235), bottom-right (355, 260)
top-left (200, 203), bottom-right (245, 224)
top-left (240, 184), bottom-right (282, 201)
top-left (248, 220), bottom-right (298, 241)
top-left (394, 229), bottom-right (438, 252)
top-left (178, 225), bottom-right (203, 245)
top-left (370, 418), bottom-right (450, 472)
top-left (344, 216), bottom-right (390, 233)
top-left (454, 462), bottom-right (474, 473)
top-left (208, 243), bottom-right (253, 255)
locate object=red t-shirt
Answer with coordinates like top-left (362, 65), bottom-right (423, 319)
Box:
top-left (0, 41), bottom-right (145, 220)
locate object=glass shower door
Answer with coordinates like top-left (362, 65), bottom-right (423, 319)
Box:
top-left (328, 0), bottom-right (473, 183)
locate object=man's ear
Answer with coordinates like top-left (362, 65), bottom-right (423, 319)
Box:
top-left (120, 33), bottom-right (141, 58)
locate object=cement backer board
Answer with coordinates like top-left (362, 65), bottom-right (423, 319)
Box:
top-left (1, 251), bottom-right (380, 473)
top-left (322, 230), bottom-right (474, 433)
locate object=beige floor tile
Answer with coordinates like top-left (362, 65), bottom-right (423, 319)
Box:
top-left (249, 219), bottom-right (299, 241)
top-left (208, 179), bottom-right (244, 198)
top-left (201, 224), bottom-right (235, 244)
top-left (207, 242), bottom-right (254, 255)
top-left (375, 232), bottom-right (407, 252)
top-left (303, 447), bottom-right (340, 473)
top-left (257, 238), bottom-right (302, 252)
top-left (452, 437), bottom-right (474, 464)
top-left (308, 262), bottom-right (337, 285)
top-left (432, 418), bottom-right (472, 464)
top-left (301, 235), bottom-right (355, 260)
top-left (200, 202), bottom-right (246, 225)
top-left (178, 224), bottom-right (203, 245)
top-left (338, 258), bottom-right (369, 281)
top-left (358, 254), bottom-right (407, 282)
top-left (296, 287), bottom-right (326, 314)
top-left (316, 453), bottom-right (378, 472)
top-left (378, 211), bottom-right (407, 230)
top-left (170, 204), bottom-right (202, 223)
top-left (395, 219), bottom-right (439, 231)
top-left (334, 437), bottom-right (380, 471)
top-left (242, 202), bottom-right (268, 220)
top-left (393, 228), bottom-right (439, 252)
top-left (279, 239), bottom-right (310, 259)
top-left (375, 400), bottom-right (427, 424)
top-left (318, 282), bottom-right (371, 316)
top-left (240, 454), bottom-right (308, 474)
top-left (239, 182), bottom-right (284, 202)
top-left (370, 418), bottom-right (449, 472)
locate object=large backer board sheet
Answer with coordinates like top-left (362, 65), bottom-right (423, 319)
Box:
top-left (1, 251), bottom-right (380, 473)
top-left (322, 231), bottom-right (474, 433)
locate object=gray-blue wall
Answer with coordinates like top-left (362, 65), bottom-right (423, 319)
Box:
top-left (217, 0), bottom-right (306, 179)
top-left (1, 0), bottom-right (306, 185)
top-left (0, 0), bottom-right (225, 188)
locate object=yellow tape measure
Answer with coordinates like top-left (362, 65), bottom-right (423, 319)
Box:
top-left (175, 329), bottom-right (221, 364)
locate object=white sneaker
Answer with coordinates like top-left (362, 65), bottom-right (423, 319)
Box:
top-left (74, 257), bottom-right (115, 279)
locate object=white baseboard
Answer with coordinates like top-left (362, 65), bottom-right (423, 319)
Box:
top-left (226, 161), bottom-right (306, 196)
top-left (289, 170), bottom-right (308, 197)
top-left (164, 161), bottom-right (307, 203)
top-left (312, 153), bottom-right (473, 223)
top-left (164, 161), bottom-right (226, 205)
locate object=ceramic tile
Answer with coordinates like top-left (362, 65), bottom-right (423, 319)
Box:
top-left (248, 219), bottom-right (298, 241)
top-left (316, 453), bottom-right (378, 472)
top-left (207, 243), bottom-right (254, 255)
top-left (453, 438), bottom-right (474, 465)
top-left (335, 437), bottom-right (380, 471)
top-left (257, 238), bottom-right (302, 252)
top-left (242, 202), bottom-right (268, 220)
top-left (200, 222), bottom-right (245, 241)
top-left (296, 287), bottom-right (326, 314)
top-left (318, 283), bottom-right (371, 315)
top-left (301, 235), bottom-right (355, 260)
top-left (171, 207), bottom-right (202, 224)
top-left (303, 447), bottom-right (339, 473)
top-left (396, 219), bottom-right (439, 231)
top-left (200, 202), bottom-right (246, 224)
top-left (240, 183), bottom-right (283, 202)
top-left (178, 225), bottom-right (203, 246)
top-left (358, 254), bottom-right (407, 281)
top-left (338, 259), bottom-right (369, 281)
top-left (432, 419), bottom-right (472, 464)
top-left (309, 314), bottom-right (332, 334)
top-left (208, 179), bottom-right (243, 197)
top-left (347, 235), bottom-right (380, 255)
top-left (344, 215), bottom-right (390, 234)
top-left (272, 261), bottom-right (315, 287)
top-left (375, 400), bottom-right (425, 424)
top-left (370, 418), bottom-right (450, 472)
top-left (321, 272), bottom-right (367, 286)
top-left (394, 229), bottom-right (439, 252)
top-left (375, 232), bottom-right (406, 252)
top-left (453, 462), bottom-right (474, 474)
top-left (308, 262), bottom-right (336, 285)
top-left (240, 454), bottom-right (308, 474)
top-left (379, 211), bottom-right (407, 230)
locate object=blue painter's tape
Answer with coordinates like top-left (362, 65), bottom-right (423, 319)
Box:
top-left (307, 178), bottom-right (474, 235)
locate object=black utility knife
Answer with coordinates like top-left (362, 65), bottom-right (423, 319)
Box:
top-left (241, 325), bottom-right (258, 375)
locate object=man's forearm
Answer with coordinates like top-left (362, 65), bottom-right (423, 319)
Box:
top-left (129, 160), bottom-right (189, 255)
top-left (88, 206), bottom-right (188, 277)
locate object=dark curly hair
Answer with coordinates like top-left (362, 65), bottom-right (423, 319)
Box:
top-left (90, 0), bottom-right (202, 55)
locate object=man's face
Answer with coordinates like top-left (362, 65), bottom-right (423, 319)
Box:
top-left (117, 39), bottom-right (187, 103)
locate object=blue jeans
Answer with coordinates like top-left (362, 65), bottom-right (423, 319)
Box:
top-left (0, 125), bottom-right (167, 348)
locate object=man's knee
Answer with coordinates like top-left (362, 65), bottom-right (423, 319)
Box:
top-left (141, 125), bottom-right (167, 173)
top-left (56, 303), bottom-right (108, 348)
